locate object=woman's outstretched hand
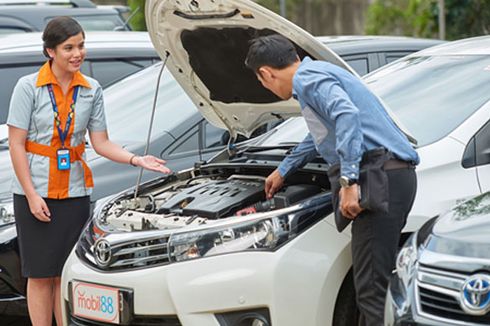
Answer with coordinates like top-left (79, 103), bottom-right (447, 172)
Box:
top-left (133, 155), bottom-right (171, 174)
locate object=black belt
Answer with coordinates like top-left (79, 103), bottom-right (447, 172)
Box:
top-left (384, 159), bottom-right (415, 170)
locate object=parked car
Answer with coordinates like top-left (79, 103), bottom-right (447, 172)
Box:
top-left (386, 191), bottom-right (490, 325)
top-left (59, 1), bottom-right (489, 326)
top-left (0, 32), bottom-right (441, 208)
top-left (0, 7), bottom-right (447, 325)
top-left (319, 35), bottom-right (444, 75)
top-left (0, 0), bottom-right (130, 35)
top-left (0, 31), bottom-right (159, 124)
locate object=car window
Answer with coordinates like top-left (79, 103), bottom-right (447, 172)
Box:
top-left (104, 63), bottom-right (197, 143)
top-left (385, 52), bottom-right (411, 64)
top-left (169, 127), bottom-right (199, 155)
top-left (0, 64), bottom-right (40, 124)
top-left (90, 59), bottom-right (153, 87)
top-left (204, 121), bottom-right (227, 149)
top-left (366, 55), bottom-right (490, 146)
top-left (343, 57), bottom-right (368, 76)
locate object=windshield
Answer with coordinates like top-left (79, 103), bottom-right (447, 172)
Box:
top-left (104, 63), bottom-right (197, 143)
top-left (366, 55), bottom-right (490, 146)
top-left (260, 54), bottom-right (490, 148)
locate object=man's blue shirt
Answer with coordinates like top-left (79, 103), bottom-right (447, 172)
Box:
top-left (277, 57), bottom-right (419, 179)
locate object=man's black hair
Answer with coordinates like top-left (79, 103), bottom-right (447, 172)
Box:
top-left (245, 34), bottom-right (298, 73)
top-left (42, 16), bottom-right (85, 59)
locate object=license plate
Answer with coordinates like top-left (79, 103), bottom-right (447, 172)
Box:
top-left (72, 281), bottom-right (120, 324)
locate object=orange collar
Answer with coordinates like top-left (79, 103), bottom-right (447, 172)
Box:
top-left (36, 61), bottom-right (91, 89)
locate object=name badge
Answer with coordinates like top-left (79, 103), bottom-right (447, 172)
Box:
top-left (57, 149), bottom-right (71, 170)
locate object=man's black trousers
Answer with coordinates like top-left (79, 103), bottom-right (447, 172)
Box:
top-left (351, 167), bottom-right (417, 326)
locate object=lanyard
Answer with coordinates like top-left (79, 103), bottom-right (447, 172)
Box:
top-left (47, 84), bottom-right (79, 148)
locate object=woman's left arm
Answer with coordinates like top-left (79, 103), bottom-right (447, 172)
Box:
top-left (89, 130), bottom-right (171, 174)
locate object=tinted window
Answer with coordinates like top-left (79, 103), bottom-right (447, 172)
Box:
top-left (344, 58), bottom-right (368, 75)
top-left (0, 64), bottom-right (40, 124)
top-left (170, 128), bottom-right (199, 155)
top-left (366, 55), bottom-right (490, 146)
top-left (104, 63), bottom-right (197, 143)
top-left (385, 52), bottom-right (410, 64)
top-left (204, 121), bottom-right (227, 149)
top-left (90, 59), bottom-right (153, 87)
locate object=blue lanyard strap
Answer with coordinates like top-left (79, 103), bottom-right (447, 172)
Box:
top-left (47, 84), bottom-right (79, 148)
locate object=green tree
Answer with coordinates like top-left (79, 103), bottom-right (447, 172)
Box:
top-left (128, 0), bottom-right (147, 31)
top-left (366, 0), bottom-right (490, 40)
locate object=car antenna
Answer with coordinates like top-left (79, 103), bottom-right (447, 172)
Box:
top-left (134, 52), bottom-right (170, 200)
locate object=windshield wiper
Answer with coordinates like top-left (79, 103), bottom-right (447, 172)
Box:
top-left (241, 143), bottom-right (298, 153)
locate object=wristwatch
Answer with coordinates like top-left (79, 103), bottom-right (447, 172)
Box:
top-left (339, 176), bottom-right (358, 188)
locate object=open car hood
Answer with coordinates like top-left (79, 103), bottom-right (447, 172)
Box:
top-left (146, 0), bottom-right (355, 139)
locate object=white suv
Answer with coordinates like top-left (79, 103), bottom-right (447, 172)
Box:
top-left (61, 0), bottom-right (490, 325)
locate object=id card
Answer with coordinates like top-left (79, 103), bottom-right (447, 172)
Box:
top-left (57, 149), bottom-right (71, 170)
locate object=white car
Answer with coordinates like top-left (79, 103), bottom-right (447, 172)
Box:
top-left (61, 0), bottom-right (490, 325)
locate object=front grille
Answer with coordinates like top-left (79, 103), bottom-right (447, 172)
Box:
top-left (69, 314), bottom-right (181, 326)
top-left (419, 287), bottom-right (490, 324)
top-left (76, 223), bottom-right (171, 272)
top-left (417, 265), bottom-right (490, 324)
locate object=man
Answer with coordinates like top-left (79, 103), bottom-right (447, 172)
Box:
top-left (245, 34), bottom-right (418, 325)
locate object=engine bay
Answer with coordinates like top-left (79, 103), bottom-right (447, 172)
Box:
top-left (98, 173), bottom-right (325, 232)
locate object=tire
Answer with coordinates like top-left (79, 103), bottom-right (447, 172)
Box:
top-left (332, 269), bottom-right (360, 326)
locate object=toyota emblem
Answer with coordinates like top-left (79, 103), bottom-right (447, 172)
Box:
top-left (94, 238), bottom-right (112, 267)
top-left (460, 274), bottom-right (490, 315)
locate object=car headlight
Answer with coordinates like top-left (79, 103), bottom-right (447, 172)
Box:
top-left (0, 200), bottom-right (15, 226)
top-left (169, 215), bottom-right (291, 262)
top-left (396, 233), bottom-right (418, 289)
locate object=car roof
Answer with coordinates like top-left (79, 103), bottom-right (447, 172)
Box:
top-left (0, 31), bottom-right (153, 52)
top-left (413, 35), bottom-right (490, 56)
top-left (317, 35), bottom-right (445, 55)
top-left (0, 32), bottom-right (157, 64)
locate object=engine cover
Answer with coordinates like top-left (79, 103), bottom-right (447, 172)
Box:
top-left (157, 179), bottom-right (265, 218)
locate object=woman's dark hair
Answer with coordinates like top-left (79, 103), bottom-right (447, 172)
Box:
top-left (42, 16), bottom-right (85, 58)
top-left (245, 34), bottom-right (298, 73)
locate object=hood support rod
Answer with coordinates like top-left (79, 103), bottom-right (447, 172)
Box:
top-left (134, 52), bottom-right (171, 200)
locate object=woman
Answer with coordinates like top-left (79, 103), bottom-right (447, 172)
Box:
top-left (7, 17), bottom-right (170, 326)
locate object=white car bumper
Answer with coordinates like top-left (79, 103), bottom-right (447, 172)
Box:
top-left (62, 218), bottom-right (351, 326)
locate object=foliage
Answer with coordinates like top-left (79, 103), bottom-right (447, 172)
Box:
top-left (128, 0), bottom-right (147, 31)
top-left (366, 0), bottom-right (490, 40)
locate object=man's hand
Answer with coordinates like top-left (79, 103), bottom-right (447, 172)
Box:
top-left (265, 169), bottom-right (284, 199)
top-left (339, 185), bottom-right (363, 220)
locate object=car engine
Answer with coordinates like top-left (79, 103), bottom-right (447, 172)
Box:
top-left (100, 175), bottom-right (322, 232)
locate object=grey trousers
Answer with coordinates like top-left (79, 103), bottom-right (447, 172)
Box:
top-left (351, 168), bottom-right (417, 326)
